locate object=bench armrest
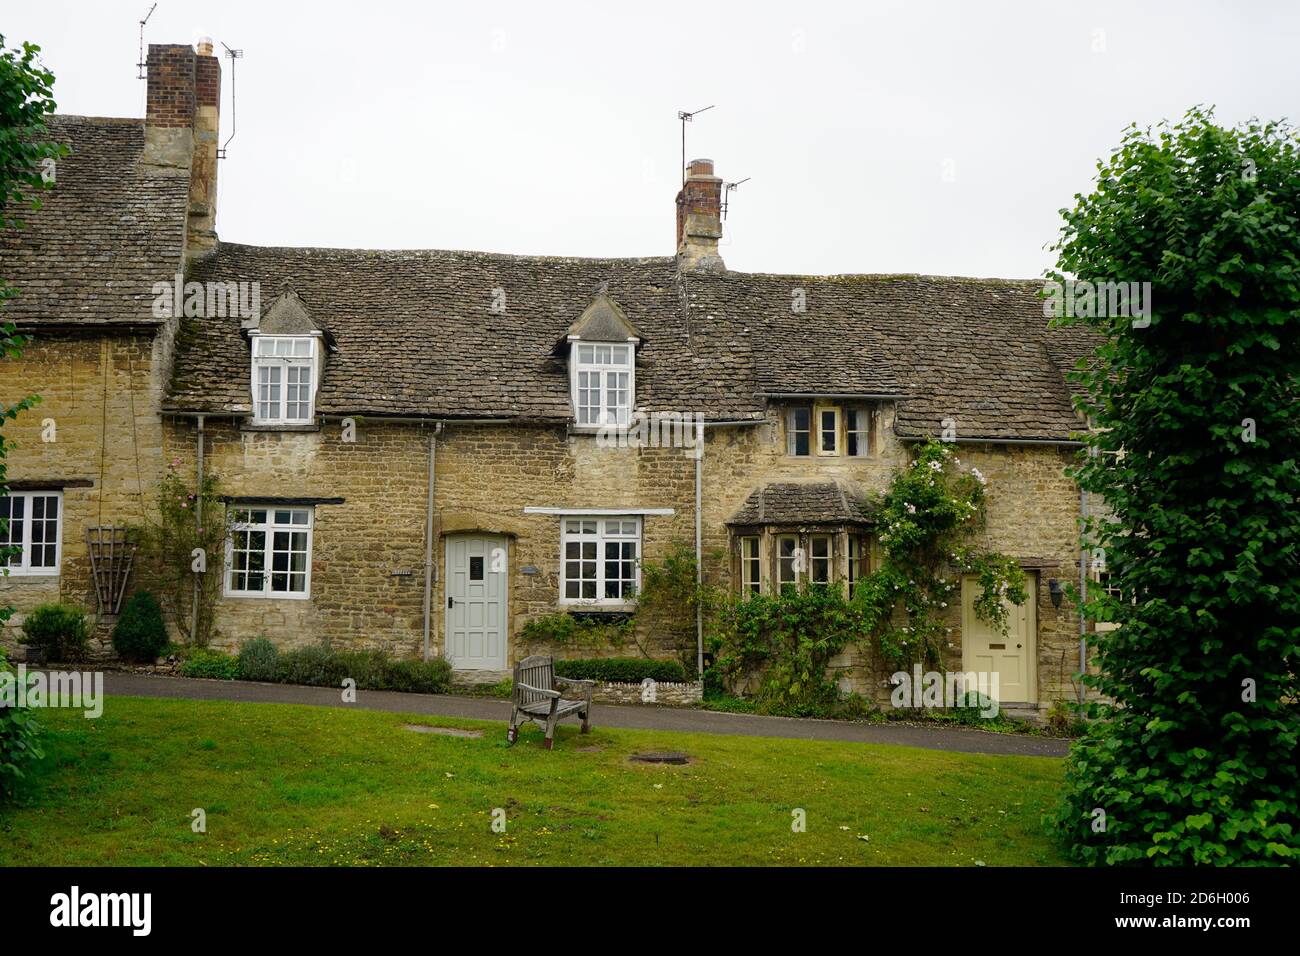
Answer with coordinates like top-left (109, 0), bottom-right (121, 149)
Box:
top-left (555, 676), bottom-right (595, 689)
top-left (517, 682), bottom-right (561, 699)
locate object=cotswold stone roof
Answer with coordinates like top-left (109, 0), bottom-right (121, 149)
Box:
top-left (0, 116), bottom-right (188, 327)
top-left (728, 482), bottom-right (870, 526)
top-left (166, 244), bottom-right (1091, 437)
top-left (4, 114), bottom-right (1097, 440)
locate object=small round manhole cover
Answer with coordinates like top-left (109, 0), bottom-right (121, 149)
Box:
top-left (629, 751), bottom-right (691, 765)
top-left (402, 724), bottom-right (483, 738)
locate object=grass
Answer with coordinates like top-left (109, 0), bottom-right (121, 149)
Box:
top-left (0, 696), bottom-right (1070, 866)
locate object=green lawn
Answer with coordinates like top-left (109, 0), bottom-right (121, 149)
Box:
top-left (0, 696), bottom-right (1070, 866)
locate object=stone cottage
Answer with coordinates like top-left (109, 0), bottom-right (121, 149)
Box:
top-left (1, 40), bottom-right (1103, 713)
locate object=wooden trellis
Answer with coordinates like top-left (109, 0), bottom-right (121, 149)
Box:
top-left (87, 525), bottom-right (137, 615)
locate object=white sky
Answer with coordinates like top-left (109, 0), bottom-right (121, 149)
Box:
top-left (9, 0), bottom-right (1299, 278)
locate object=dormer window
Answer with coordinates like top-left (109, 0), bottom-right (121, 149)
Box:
top-left (252, 335), bottom-right (319, 424)
top-left (562, 287), bottom-right (641, 430)
top-left (573, 343), bottom-right (633, 427)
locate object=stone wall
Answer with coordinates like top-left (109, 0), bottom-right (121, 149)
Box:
top-left (2, 335), bottom-right (1089, 715)
top-left (590, 680), bottom-right (704, 706)
top-left (0, 328), bottom-right (172, 651)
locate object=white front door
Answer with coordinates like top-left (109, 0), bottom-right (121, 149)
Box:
top-left (444, 534), bottom-right (508, 670)
top-left (961, 573), bottom-right (1036, 704)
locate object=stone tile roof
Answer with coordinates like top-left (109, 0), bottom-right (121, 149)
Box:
top-left (167, 245), bottom-right (1093, 437)
top-left (728, 481), bottom-right (870, 526)
top-left (0, 114), bottom-right (1098, 439)
top-left (0, 115), bottom-right (189, 327)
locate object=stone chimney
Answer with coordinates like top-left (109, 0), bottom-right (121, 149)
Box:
top-left (143, 40), bottom-right (221, 261)
top-left (675, 158), bottom-right (724, 272)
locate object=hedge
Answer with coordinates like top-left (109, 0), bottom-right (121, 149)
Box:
top-left (176, 644), bottom-right (453, 695)
top-left (553, 657), bottom-right (689, 684)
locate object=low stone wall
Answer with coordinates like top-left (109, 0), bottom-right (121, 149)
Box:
top-left (590, 679), bottom-right (703, 707)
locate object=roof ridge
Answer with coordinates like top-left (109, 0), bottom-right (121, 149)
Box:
top-left (213, 240), bottom-right (676, 267)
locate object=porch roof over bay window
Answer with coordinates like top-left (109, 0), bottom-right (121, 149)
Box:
top-left (727, 481), bottom-right (874, 528)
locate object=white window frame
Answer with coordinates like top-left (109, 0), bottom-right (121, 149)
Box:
top-left (740, 535), bottom-right (762, 596)
top-left (815, 404), bottom-right (840, 456)
top-left (0, 491), bottom-right (62, 576)
top-left (559, 515), bottom-right (641, 605)
top-left (847, 535), bottom-right (863, 596)
top-left (250, 334), bottom-right (321, 425)
top-left (570, 342), bottom-right (635, 428)
top-left (224, 506), bottom-right (314, 599)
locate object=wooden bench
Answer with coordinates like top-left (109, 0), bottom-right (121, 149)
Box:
top-left (508, 655), bottom-right (594, 750)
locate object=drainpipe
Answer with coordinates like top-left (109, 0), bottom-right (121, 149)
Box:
top-left (422, 423), bottom-right (442, 661)
top-left (694, 418), bottom-right (704, 678)
top-left (192, 414), bottom-right (205, 643)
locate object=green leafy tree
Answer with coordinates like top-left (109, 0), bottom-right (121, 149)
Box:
top-left (0, 34), bottom-right (65, 800)
top-left (1053, 109), bottom-right (1300, 865)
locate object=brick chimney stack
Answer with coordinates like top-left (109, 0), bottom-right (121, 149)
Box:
top-left (143, 40), bottom-right (221, 261)
top-left (675, 158), bottom-right (724, 273)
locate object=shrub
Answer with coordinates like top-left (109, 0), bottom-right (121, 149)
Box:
top-left (381, 657), bottom-right (453, 694)
top-left (179, 649), bottom-right (240, 680)
top-left (111, 591), bottom-right (169, 663)
top-left (274, 645), bottom-right (348, 687)
top-left (554, 657), bottom-right (688, 684)
top-left (0, 648), bottom-right (45, 800)
top-left (20, 603), bottom-right (88, 661)
top-left (519, 611), bottom-right (634, 650)
top-left (236, 636), bottom-right (279, 682)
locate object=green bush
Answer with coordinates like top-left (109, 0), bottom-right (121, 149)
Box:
top-left (111, 591), bottom-right (169, 663)
top-left (20, 603), bottom-right (88, 661)
top-left (554, 657), bottom-right (688, 684)
top-left (0, 648), bottom-right (45, 800)
top-left (236, 636), bottom-right (279, 682)
top-left (381, 657), bottom-right (453, 694)
top-left (274, 645), bottom-right (348, 687)
top-left (179, 649), bottom-right (240, 680)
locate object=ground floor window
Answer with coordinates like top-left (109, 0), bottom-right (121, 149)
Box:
top-left (740, 536), bottom-right (761, 595)
top-left (561, 516), bottom-right (641, 604)
top-left (226, 507), bottom-right (313, 598)
top-left (0, 491), bottom-right (61, 574)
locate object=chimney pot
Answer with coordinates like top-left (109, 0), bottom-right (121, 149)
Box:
top-left (675, 158), bottom-right (725, 273)
top-left (196, 37), bottom-right (215, 56)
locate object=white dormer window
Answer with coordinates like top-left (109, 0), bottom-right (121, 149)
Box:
top-left (252, 335), bottom-right (319, 424)
top-left (572, 343), bottom-right (634, 427)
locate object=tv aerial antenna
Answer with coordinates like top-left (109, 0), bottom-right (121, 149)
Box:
top-left (136, 4), bottom-right (157, 79)
top-left (722, 177), bottom-right (751, 220)
top-left (218, 42), bottom-right (243, 159)
top-left (677, 104), bottom-right (714, 186)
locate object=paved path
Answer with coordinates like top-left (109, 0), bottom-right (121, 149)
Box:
top-left (97, 672), bottom-right (1070, 757)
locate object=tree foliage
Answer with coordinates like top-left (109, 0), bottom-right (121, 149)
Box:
top-left (1053, 108), bottom-right (1300, 865)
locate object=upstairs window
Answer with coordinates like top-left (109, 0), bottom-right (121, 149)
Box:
top-left (0, 492), bottom-right (62, 575)
top-left (252, 335), bottom-right (318, 424)
top-left (573, 343), bottom-right (633, 427)
top-left (787, 403), bottom-right (876, 458)
top-left (786, 406), bottom-right (811, 455)
top-left (846, 407), bottom-right (873, 456)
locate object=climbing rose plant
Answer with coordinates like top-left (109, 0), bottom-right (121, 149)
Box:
top-left (1052, 109), bottom-right (1300, 865)
top-left (857, 439), bottom-right (1026, 670)
top-left (710, 439), bottom-right (1027, 711)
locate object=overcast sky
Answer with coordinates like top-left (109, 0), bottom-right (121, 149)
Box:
top-left (9, 1), bottom-right (1299, 278)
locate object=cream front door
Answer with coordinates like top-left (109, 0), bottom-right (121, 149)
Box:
top-left (444, 534), bottom-right (508, 670)
top-left (960, 573), bottom-right (1036, 704)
